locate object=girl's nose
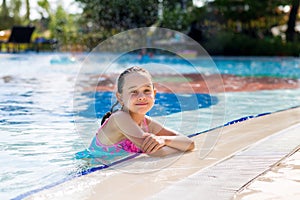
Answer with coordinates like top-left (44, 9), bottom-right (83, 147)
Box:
top-left (138, 93), bottom-right (145, 101)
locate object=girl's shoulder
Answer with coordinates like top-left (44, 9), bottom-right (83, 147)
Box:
top-left (144, 116), bottom-right (163, 133)
top-left (99, 111), bottom-right (128, 140)
top-left (144, 115), bottom-right (155, 126)
top-left (111, 110), bottom-right (131, 120)
top-left (145, 116), bottom-right (179, 136)
top-left (108, 110), bottom-right (136, 131)
top-left (104, 111), bottom-right (125, 129)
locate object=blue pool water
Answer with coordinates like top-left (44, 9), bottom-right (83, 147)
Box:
top-left (1, 53), bottom-right (300, 199)
top-left (78, 92), bottom-right (218, 119)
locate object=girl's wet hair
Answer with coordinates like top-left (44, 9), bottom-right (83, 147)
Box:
top-left (100, 66), bottom-right (152, 125)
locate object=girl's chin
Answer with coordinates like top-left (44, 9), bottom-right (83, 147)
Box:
top-left (130, 109), bottom-right (150, 115)
top-left (127, 105), bottom-right (153, 115)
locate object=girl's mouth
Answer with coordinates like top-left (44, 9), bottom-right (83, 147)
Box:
top-left (135, 103), bottom-right (148, 106)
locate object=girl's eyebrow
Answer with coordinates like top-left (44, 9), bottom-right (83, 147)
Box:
top-left (128, 84), bottom-right (152, 90)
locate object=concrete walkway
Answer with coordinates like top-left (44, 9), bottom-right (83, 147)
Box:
top-left (233, 147), bottom-right (300, 200)
top-left (149, 123), bottom-right (300, 200)
top-left (26, 107), bottom-right (300, 200)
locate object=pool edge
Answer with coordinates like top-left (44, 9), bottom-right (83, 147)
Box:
top-left (23, 106), bottom-right (300, 200)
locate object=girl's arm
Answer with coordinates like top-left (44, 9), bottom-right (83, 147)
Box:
top-left (143, 117), bottom-right (195, 153)
top-left (111, 111), bottom-right (147, 148)
top-left (112, 112), bottom-right (194, 155)
top-left (148, 146), bottom-right (180, 157)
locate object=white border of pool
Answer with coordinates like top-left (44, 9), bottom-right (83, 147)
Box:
top-left (22, 106), bottom-right (300, 200)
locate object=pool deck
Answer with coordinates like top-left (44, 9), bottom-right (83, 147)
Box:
top-left (25, 107), bottom-right (300, 200)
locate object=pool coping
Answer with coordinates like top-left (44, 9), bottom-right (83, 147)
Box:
top-left (149, 121), bottom-right (300, 199)
top-left (233, 146), bottom-right (300, 199)
top-left (23, 106), bottom-right (300, 200)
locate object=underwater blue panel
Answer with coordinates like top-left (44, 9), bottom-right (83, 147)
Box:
top-left (77, 92), bottom-right (218, 119)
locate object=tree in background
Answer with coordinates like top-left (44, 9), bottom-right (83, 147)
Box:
top-left (187, 0), bottom-right (300, 56)
top-left (75, 0), bottom-right (158, 32)
top-left (159, 0), bottom-right (196, 31)
top-left (0, 0), bottom-right (80, 51)
top-left (211, 0), bottom-right (292, 37)
top-left (48, 5), bottom-right (79, 50)
top-left (0, 0), bottom-right (299, 54)
top-left (74, 0), bottom-right (199, 49)
top-left (37, 0), bottom-right (51, 19)
top-left (25, 0), bottom-right (30, 22)
top-left (10, 0), bottom-right (22, 25)
top-left (286, 0), bottom-right (300, 42)
top-left (0, 0), bottom-right (18, 29)
top-left (74, 0), bottom-right (159, 49)
top-left (207, 0), bottom-right (300, 42)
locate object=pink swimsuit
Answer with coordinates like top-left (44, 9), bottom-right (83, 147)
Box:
top-left (94, 118), bottom-right (146, 153)
top-left (75, 117), bottom-right (148, 161)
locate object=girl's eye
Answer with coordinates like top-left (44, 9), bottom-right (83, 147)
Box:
top-left (144, 89), bottom-right (151, 93)
top-left (131, 90), bottom-right (138, 94)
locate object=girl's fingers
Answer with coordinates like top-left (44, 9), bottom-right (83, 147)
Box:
top-left (149, 143), bottom-right (161, 153)
top-left (144, 139), bottom-right (157, 153)
top-left (149, 141), bottom-right (160, 153)
top-left (142, 135), bottom-right (158, 153)
top-left (142, 134), bottom-right (165, 153)
top-left (146, 141), bottom-right (164, 153)
top-left (142, 135), bottom-right (153, 151)
top-left (141, 137), bottom-right (148, 148)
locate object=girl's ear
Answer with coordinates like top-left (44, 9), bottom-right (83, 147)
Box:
top-left (153, 88), bottom-right (157, 97)
top-left (116, 92), bottom-right (122, 105)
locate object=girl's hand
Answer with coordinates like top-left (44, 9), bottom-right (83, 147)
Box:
top-left (141, 134), bottom-right (165, 153)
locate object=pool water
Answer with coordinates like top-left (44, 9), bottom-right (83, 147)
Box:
top-left (78, 91), bottom-right (218, 118)
top-left (0, 53), bottom-right (300, 199)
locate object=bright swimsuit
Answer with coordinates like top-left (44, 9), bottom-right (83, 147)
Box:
top-left (75, 117), bottom-right (148, 162)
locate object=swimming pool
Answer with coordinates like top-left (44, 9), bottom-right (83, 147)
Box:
top-left (1, 53), bottom-right (300, 199)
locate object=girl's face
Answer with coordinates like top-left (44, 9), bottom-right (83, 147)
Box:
top-left (117, 72), bottom-right (156, 116)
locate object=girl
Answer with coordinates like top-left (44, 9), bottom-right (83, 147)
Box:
top-left (76, 66), bottom-right (194, 162)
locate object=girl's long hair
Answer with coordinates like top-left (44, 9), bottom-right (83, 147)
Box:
top-left (100, 101), bottom-right (119, 125)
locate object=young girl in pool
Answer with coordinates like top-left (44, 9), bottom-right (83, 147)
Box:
top-left (76, 66), bottom-right (194, 162)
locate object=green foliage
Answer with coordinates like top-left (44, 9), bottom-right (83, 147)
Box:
top-left (192, 0), bottom-right (300, 55)
top-left (11, 0), bottom-right (22, 24)
top-left (214, 0), bottom-right (290, 22)
top-left (74, 0), bottom-right (199, 48)
top-left (25, 0), bottom-right (30, 21)
top-left (160, 1), bottom-right (196, 31)
top-left (48, 6), bottom-right (80, 47)
top-left (0, 0), bottom-right (24, 29)
top-left (0, 0), bottom-right (298, 55)
top-left (286, 0), bottom-right (300, 42)
top-left (37, 0), bottom-right (51, 18)
top-left (203, 31), bottom-right (300, 56)
top-left (209, 0), bottom-right (294, 36)
top-left (75, 0), bottom-right (158, 33)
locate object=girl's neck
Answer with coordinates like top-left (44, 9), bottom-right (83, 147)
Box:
top-left (121, 107), bottom-right (145, 125)
top-left (129, 112), bottom-right (145, 126)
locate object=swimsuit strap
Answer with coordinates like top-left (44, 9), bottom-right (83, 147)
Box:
top-left (143, 117), bottom-right (149, 132)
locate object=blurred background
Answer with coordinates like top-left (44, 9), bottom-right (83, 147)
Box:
top-left (0, 0), bottom-right (299, 55)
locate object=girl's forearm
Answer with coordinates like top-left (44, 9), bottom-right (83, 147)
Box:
top-left (161, 135), bottom-right (195, 152)
top-left (148, 146), bottom-right (180, 157)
